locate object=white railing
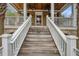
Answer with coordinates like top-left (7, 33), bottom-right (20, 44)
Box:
top-left (0, 47), bottom-right (2, 56)
top-left (54, 17), bottom-right (73, 27)
top-left (74, 48), bottom-right (79, 56)
top-left (46, 15), bottom-right (78, 56)
top-left (0, 15), bottom-right (32, 56)
top-left (4, 16), bottom-right (24, 28)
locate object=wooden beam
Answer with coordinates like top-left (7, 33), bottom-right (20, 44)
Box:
top-left (60, 3), bottom-right (72, 12)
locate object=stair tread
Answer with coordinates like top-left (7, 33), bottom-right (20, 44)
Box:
top-left (24, 40), bottom-right (54, 42)
top-left (28, 32), bottom-right (50, 35)
top-left (27, 35), bottom-right (51, 37)
top-left (18, 53), bottom-right (60, 56)
top-left (20, 47), bottom-right (58, 50)
top-left (18, 26), bottom-right (60, 56)
top-left (22, 43), bottom-right (56, 46)
top-left (22, 44), bottom-right (56, 48)
top-left (23, 41), bottom-right (55, 44)
top-left (19, 51), bottom-right (59, 54)
top-left (24, 39), bottom-right (54, 42)
top-left (27, 35), bottom-right (52, 38)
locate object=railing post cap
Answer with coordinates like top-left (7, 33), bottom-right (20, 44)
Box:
top-left (1, 34), bottom-right (12, 38)
top-left (66, 35), bottom-right (78, 40)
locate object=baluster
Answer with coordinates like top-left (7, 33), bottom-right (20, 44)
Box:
top-left (2, 34), bottom-right (12, 56)
top-left (66, 35), bottom-right (78, 56)
top-left (15, 40), bottom-right (17, 52)
top-left (13, 42), bottom-right (16, 55)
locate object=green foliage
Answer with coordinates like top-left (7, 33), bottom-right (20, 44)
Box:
top-left (0, 4), bottom-right (6, 12)
top-left (0, 7), bottom-right (4, 12)
top-left (6, 12), bottom-right (15, 16)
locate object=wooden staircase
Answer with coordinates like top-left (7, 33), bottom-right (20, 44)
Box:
top-left (18, 26), bottom-right (60, 56)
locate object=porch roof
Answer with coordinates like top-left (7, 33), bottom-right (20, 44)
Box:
top-left (10, 3), bottom-right (66, 11)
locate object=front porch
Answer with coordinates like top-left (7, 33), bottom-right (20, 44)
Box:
top-left (0, 3), bottom-right (79, 56)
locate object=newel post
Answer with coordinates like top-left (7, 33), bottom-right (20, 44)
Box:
top-left (66, 35), bottom-right (78, 56)
top-left (2, 34), bottom-right (12, 56)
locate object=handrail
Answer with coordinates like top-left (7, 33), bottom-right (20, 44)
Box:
top-left (74, 48), bottom-right (79, 56)
top-left (10, 15), bottom-right (31, 43)
top-left (49, 17), bottom-right (67, 42)
top-left (10, 15), bottom-right (32, 56)
top-left (46, 15), bottom-right (78, 56)
top-left (47, 15), bottom-right (67, 56)
top-left (1, 15), bottom-right (32, 56)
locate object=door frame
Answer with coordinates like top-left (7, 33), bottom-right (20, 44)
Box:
top-left (35, 12), bottom-right (43, 26)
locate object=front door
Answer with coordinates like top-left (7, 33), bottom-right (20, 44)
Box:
top-left (35, 12), bottom-right (43, 26)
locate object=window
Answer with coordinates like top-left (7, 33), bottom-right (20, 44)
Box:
top-left (6, 4), bottom-right (17, 16)
top-left (61, 5), bottom-right (72, 18)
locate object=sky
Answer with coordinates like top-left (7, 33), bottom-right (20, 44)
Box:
top-left (61, 5), bottom-right (72, 17)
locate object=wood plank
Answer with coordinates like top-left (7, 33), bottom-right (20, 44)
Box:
top-left (18, 26), bottom-right (60, 56)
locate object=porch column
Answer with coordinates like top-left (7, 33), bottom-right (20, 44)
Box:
top-left (72, 3), bottom-right (77, 27)
top-left (51, 3), bottom-right (54, 22)
top-left (24, 3), bottom-right (27, 21)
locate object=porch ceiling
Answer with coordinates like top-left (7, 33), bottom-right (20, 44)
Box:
top-left (10, 3), bottom-right (23, 11)
top-left (55, 3), bottom-right (66, 10)
top-left (10, 3), bottom-right (66, 11)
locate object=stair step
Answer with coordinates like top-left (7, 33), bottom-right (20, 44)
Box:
top-left (22, 43), bottom-right (56, 47)
top-left (19, 53), bottom-right (59, 56)
top-left (29, 29), bottom-right (49, 32)
top-left (27, 35), bottom-right (52, 38)
top-left (25, 38), bottom-right (53, 42)
top-left (18, 26), bottom-right (60, 56)
top-left (20, 46), bottom-right (58, 50)
top-left (23, 41), bottom-right (54, 44)
top-left (19, 51), bottom-right (59, 55)
top-left (28, 32), bottom-right (50, 35)
top-left (29, 26), bottom-right (49, 32)
top-left (19, 47), bottom-right (59, 54)
top-left (26, 36), bottom-right (52, 39)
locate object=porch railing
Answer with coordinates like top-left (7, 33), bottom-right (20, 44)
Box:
top-left (46, 15), bottom-right (78, 56)
top-left (0, 15), bottom-right (32, 56)
top-left (54, 17), bottom-right (73, 27)
top-left (4, 16), bottom-right (24, 28)
top-left (0, 47), bottom-right (2, 56)
top-left (74, 48), bottom-right (79, 56)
